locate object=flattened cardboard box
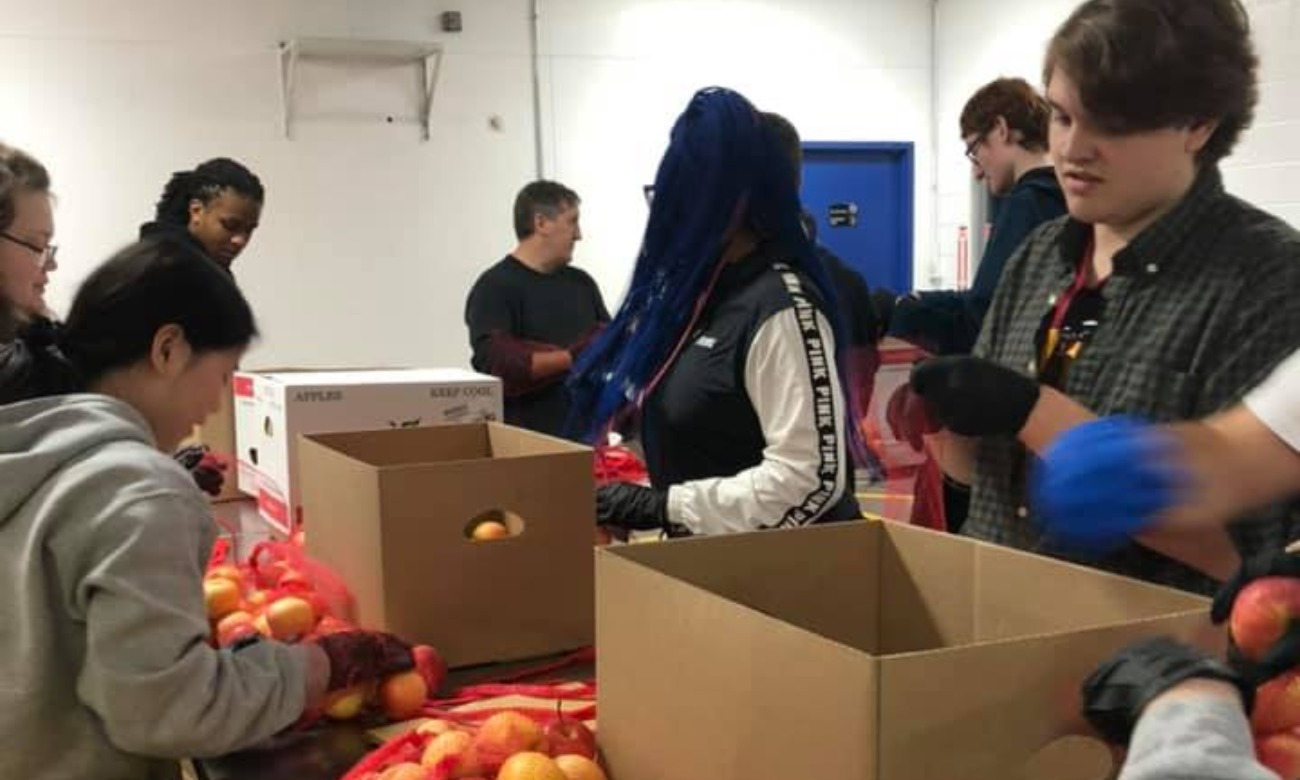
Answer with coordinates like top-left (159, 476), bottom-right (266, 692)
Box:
top-left (233, 368), bottom-right (502, 534)
top-left (596, 520), bottom-right (1219, 780)
top-left (299, 423), bottom-right (595, 668)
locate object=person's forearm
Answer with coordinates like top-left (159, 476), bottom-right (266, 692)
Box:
top-left (530, 348), bottom-right (573, 380)
top-left (1018, 386), bottom-right (1097, 454)
top-left (1019, 388), bottom-right (1238, 579)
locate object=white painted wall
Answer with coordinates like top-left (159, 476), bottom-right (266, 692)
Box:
top-left (933, 0), bottom-right (1300, 288)
top-left (0, 1), bottom-right (538, 368)
top-left (536, 0), bottom-right (937, 300)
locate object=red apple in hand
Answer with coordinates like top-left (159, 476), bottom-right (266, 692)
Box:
top-left (1257, 729), bottom-right (1300, 779)
top-left (412, 644), bottom-right (447, 695)
top-left (544, 704), bottom-right (597, 760)
top-left (1254, 669), bottom-right (1300, 734)
top-left (1230, 576), bottom-right (1300, 661)
top-left (379, 671), bottom-right (429, 722)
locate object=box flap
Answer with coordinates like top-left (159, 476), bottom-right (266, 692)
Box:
top-left (305, 425), bottom-right (494, 467)
top-left (877, 522), bottom-right (976, 652)
top-left (248, 368), bottom-right (494, 387)
top-left (876, 612), bottom-right (1219, 780)
top-left (609, 522), bottom-right (882, 653)
top-left (971, 539), bottom-right (1208, 644)
top-left (487, 423), bottom-right (591, 458)
top-left (597, 549), bottom-right (879, 780)
top-left (298, 437), bottom-right (386, 625)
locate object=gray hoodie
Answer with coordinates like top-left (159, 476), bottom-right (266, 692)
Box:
top-left (0, 394), bottom-right (310, 780)
top-left (1122, 693), bottom-right (1279, 780)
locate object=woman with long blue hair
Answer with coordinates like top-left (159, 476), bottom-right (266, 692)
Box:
top-left (569, 87), bottom-right (867, 536)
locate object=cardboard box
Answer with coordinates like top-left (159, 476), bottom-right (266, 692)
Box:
top-left (597, 520), bottom-right (1218, 780)
top-left (180, 386), bottom-right (245, 503)
top-left (298, 423), bottom-right (595, 667)
top-left (233, 368), bottom-right (503, 534)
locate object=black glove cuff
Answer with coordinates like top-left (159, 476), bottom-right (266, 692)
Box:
top-left (1085, 650), bottom-right (1252, 746)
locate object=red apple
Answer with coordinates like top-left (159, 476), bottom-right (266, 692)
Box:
top-left (204, 578), bottom-right (242, 620)
top-left (323, 684), bottom-right (370, 721)
top-left (421, 729), bottom-right (481, 778)
top-left (314, 615), bottom-right (354, 636)
top-left (206, 564), bottom-right (245, 587)
top-left (1230, 576), bottom-right (1300, 661)
top-left (379, 671), bottom-right (428, 722)
top-left (1257, 729), bottom-right (1300, 779)
top-left (266, 595), bottom-right (317, 641)
top-left (544, 706), bottom-right (597, 760)
top-left (472, 711), bottom-right (549, 773)
top-left (412, 645), bottom-right (447, 695)
top-left (215, 610), bottom-right (258, 646)
top-left (471, 520), bottom-right (510, 541)
top-left (1254, 669), bottom-right (1300, 734)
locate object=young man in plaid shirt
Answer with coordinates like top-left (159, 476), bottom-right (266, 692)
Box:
top-left (911, 0), bottom-right (1300, 596)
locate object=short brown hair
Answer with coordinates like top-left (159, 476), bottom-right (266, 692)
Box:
top-left (959, 78), bottom-right (1051, 152)
top-left (0, 143), bottom-right (50, 233)
top-left (1043, 0), bottom-right (1258, 165)
top-left (513, 180), bottom-right (579, 240)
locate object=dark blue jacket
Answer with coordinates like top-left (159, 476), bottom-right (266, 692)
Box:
top-left (891, 166), bottom-right (1066, 355)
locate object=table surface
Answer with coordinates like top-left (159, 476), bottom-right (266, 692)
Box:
top-left (195, 655), bottom-right (592, 780)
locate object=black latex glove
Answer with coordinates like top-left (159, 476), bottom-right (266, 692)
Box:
top-left (313, 630), bottom-right (415, 692)
top-left (1212, 550), bottom-right (1300, 683)
top-left (869, 288), bottom-right (897, 342)
top-left (1082, 636), bottom-right (1252, 746)
top-left (175, 444), bottom-right (228, 497)
top-left (596, 483), bottom-right (668, 531)
top-left (909, 356), bottom-right (1040, 437)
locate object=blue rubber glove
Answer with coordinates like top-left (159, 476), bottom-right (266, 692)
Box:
top-left (1031, 416), bottom-right (1189, 551)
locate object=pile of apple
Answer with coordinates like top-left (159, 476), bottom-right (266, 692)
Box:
top-left (1229, 576), bottom-right (1300, 778)
top-left (348, 709), bottom-right (606, 780)
top-left (203, 550), bottom-right (447, 723)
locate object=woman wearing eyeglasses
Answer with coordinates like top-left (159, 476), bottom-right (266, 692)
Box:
top-left (0, 143), bottom-right (57, 337)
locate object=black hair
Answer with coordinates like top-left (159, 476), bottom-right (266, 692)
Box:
top-left (512, 180), bottom-right (580, 240)
top-left (153, 157), bottom-right (265, 227)
top-left (0, 238), bottom-right (257, 402)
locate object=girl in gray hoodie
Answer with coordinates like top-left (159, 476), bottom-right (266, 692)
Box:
top-left (0, 237), bottom-right (413, 780)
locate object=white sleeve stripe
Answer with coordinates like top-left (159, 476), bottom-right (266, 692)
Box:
top-left (773, 264), bottom-right (844, 527)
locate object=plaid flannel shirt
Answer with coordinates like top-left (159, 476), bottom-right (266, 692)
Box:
top-left (967, 167), bottom-right (1300, 594)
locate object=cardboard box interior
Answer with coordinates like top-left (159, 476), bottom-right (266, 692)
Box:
top-left (300, 423), bottom-right (596, 667)
top-left (596, 520), bottom-right (1215, 780)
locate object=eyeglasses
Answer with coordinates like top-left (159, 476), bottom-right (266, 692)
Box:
top-left (0, 232), bottom-right (58, 266)
top-left (964, 132), bottom-right (989, 164)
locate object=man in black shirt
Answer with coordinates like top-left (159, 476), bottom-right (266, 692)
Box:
top-left (464, 181), bottom-right (609, 438)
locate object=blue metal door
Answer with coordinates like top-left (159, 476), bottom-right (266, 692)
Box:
top-left (801, 142), bottom-right (915, 293)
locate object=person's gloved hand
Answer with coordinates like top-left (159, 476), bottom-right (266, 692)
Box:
top-left (909, 356), bottom-right (1040, 437)
top-left (1212, 550), bottom-right (1300, 683)
top-left (175, 444), bottom-right (229, 497)
top-left (1032, 416), bottom-right (1188, 552)
top-left (869, 288), bottom-right (897, 342)
top-left (596, 483), bottom-right (668, 531)
top-left (313, 630), bottom-right (415, 692)
top-left (1082, 636), bottom-right (1252, 746)
top-left (885, 384), bottom-right (938, 452)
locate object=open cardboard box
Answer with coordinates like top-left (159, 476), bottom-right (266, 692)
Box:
top-left (596, 520), bottom-right (1219, 780)
top-left (298, 423), bottom-right (595, 668)
top-left (234, 367), bottom-right (502, 533)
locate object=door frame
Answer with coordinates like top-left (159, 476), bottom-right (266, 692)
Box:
top-left (801, 141), bottom-right (915, 291)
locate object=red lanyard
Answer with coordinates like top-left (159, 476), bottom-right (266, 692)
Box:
top-left (1040, 241), bottom-right (1096, 370)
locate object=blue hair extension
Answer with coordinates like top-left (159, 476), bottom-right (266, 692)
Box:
top-left (568, 87), bottom-right (878, 473)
